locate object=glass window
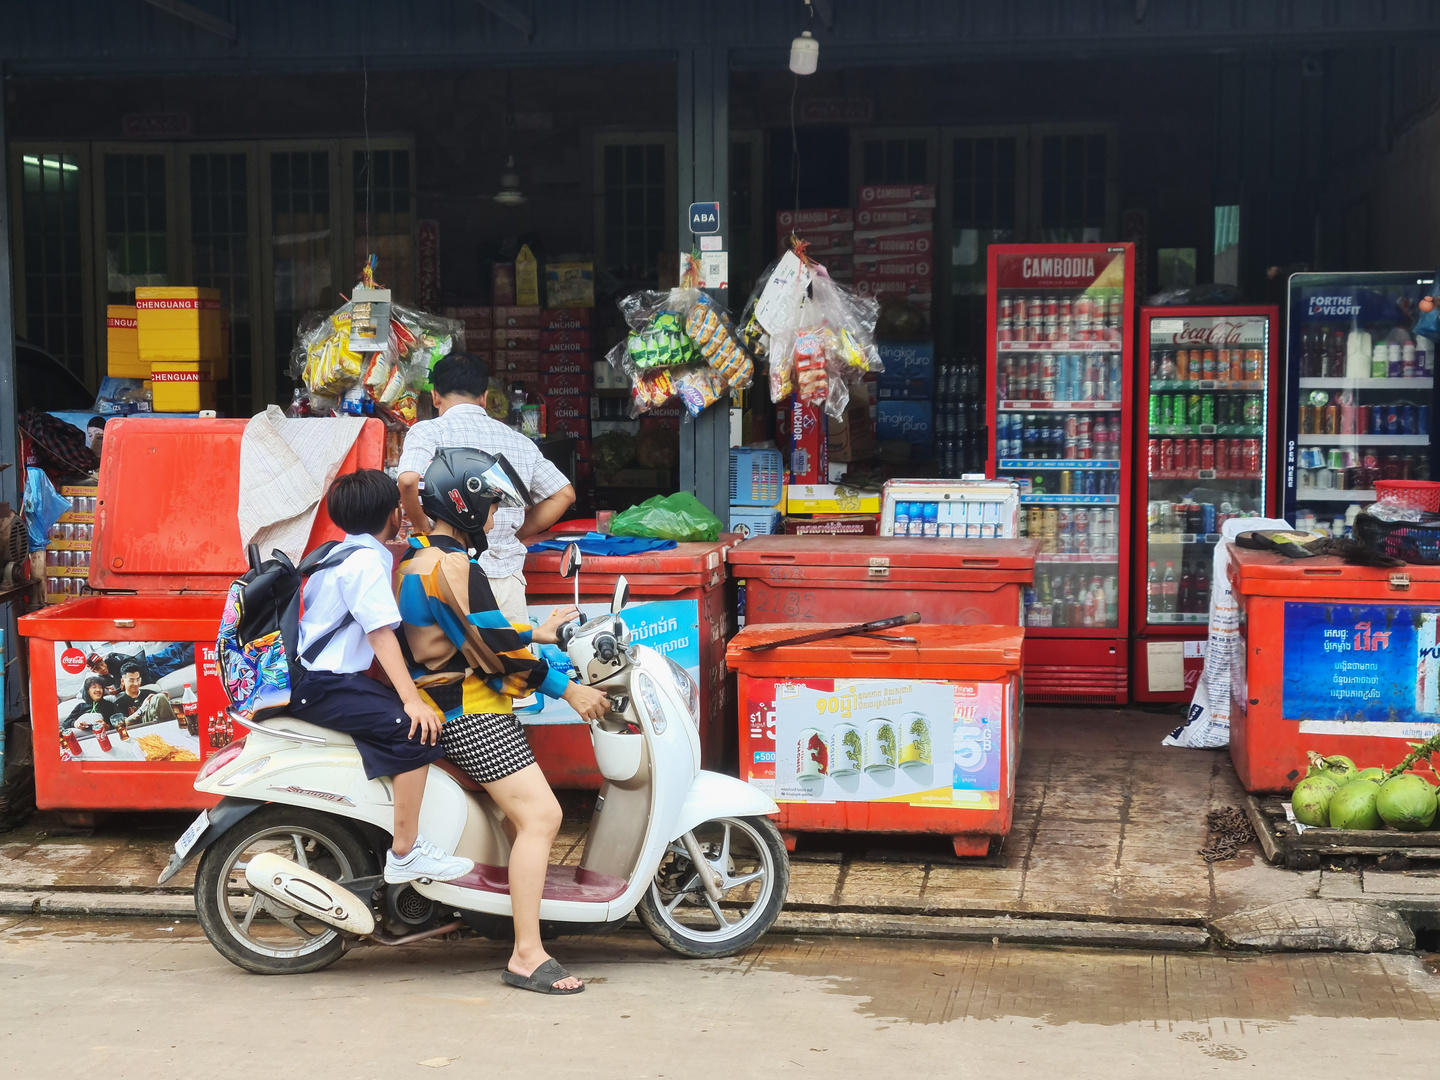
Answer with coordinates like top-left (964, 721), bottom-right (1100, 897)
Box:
top-left (103, 152), bottom-right (168, 303)
top-left (601, 141), bottom-right (669, 282)
top-left (951, 134), bottom-right (1020, 356)
top-left (1039, 133), bottom-right (1107, 242)
top-left (861, 138), bottom-right (928, 184)
top-left (270, 150), bottom-right (333, 392)
top-left (19, 152), bottom-right (86, 377)
top-left (190, 152), bottom-right (253, 417)
top-left (353, 148), bottom-right (413, 303)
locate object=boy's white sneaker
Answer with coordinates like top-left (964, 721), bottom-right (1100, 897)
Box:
top-left (385, 835), bottom-right (474, 884)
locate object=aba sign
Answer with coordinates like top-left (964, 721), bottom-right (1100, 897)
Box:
top-left (688, 202), bottom-right (720, 235)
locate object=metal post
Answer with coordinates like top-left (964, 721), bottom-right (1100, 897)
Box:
top-left (0, 65), bottom-right (15, 777)
top-left (677, 44), bottom-right (731, 519)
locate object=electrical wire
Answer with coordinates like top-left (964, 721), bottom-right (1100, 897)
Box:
top-left (361, 53), bottom-right (373, 261)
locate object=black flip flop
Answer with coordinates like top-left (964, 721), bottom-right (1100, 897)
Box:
top-left (501, 958), bottom-right (585, 995)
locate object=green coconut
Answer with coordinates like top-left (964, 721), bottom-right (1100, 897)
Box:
top-left (1328, 779), bottom-right (1384, 830)
top-left (1290, 773), bottom-right (1341, 827)
top-left (1354, 767), bottom-right (1387, 783)
top-left (1376, 774), bottom-right (1438, 832)
top-left (1306, 751), bottom-right (1359, 786)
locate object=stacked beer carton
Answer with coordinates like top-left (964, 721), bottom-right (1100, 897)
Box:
top-left (44, 484), bottom-right (97, 605)
top-left (542, 308), bottom-right (593, 472)
top-left (853, 185), bottom-right (936, 326)
top-left (134, 287), bottom-right (227, 412)
top-left (774, 208), bottom-right (853, 279)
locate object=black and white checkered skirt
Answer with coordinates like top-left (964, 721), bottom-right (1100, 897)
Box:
top-left (441, 712), bottom-right (537, 785)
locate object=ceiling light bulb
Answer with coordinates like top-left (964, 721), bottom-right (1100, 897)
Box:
top-left (494, 155), bottom-right (526, 206)
top-left (789, 30), bottom-right (818, 75)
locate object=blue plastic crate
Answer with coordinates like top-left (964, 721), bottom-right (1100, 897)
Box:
top-left (729, 507), bottom-right (782, 536)
top-left (729, 447), bottom-right (784, 506)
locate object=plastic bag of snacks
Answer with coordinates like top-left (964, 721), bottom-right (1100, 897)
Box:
top-left (675, 366), bottom-right (729, 417)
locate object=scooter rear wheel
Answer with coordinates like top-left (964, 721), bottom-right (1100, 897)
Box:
top-left (194, 806), bottom-right (376, 975)
top-left (637, 815), bottom-right (788, 959)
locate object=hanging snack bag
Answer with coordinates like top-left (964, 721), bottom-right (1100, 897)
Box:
top-left (675, 367), bottom-right (728, 417)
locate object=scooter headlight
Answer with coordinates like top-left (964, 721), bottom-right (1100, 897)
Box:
top-left (664, 655), bottom-right (700, 724)
top-left (635, 672), bottom-right (667, 735)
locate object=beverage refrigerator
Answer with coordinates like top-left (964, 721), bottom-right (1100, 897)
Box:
top-left (1283, 271), bottom-right (1438, 532)
top-left (986, 242), bottom-right (1135, 703)
top-left (1131, 305), bottom-right (1280, 702)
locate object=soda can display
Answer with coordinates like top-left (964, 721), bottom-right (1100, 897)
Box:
top-left (1201, 394), bottom-right (1215, 425)
top-left (1404, 405), bottom-right (1418, 435)
top-left (1215, 437), bottom-right (1230, 471)
top-left (1200, 439), bottom-right (1215, 470)
top-left (1187, 393), bottom-right (1203, 426)
top-left (1245, 349), bottom-right (1262, 380)
top-left (1013, 296), bottom-right (1029, 323)
top-left (1073, 508), bottom-right (1091, 553)
top-left (830, 722), bottom-right (862, 776)
top-left (996, 317), bottom-right (1013, 343)
top-left (1042, 507), bottom-right (1058, 539)
top-left (863, 719), bottom-right (896, 772)
top-left (1185, 438), bottom-right (1201, 470)
top-left (796, 729), bottom-right (828, 779)
top-left (1040, 376), bottom-right (1056, 401)
top-left (1042, 314), bottom-right (1059, 341)
top-left (1058, 469), bottom-right (1072, 495)
top-left (1243, 393), bottom-right (1262, 425)
top-left (1057, 507), bottom-right (1074, 551)
top-left (1159, 438), bottom-right (1175, 472)
top-left (1043, 295), bottom-right (1058, 317)
top-left (1421, 406), bottom-right (1431, 434)
top-left (1202, 502), bottom-right (1217, 536)
top-left (1245, 438), bottom-right (1261, 474)
top-left (1028, 507), bottom-right (1044, 535)
top-left (1081, 468), bottom-right (1097, 495)
top-left (1148, 439), bottom-right (1161, 474)
top-left (1202, 349), bottom-right (1217, 379)
top-left (999, 297), bottom-right (1014, 322)
top-left (897, 713), bottom-right (932, 767)
top-left (1175, 349), bottom-right (1191, 380)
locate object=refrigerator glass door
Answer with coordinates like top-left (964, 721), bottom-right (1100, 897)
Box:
top-left (1141, 312), bottom-right (1270, 629)
top-left (992, 248), bottom-right (1127, 631)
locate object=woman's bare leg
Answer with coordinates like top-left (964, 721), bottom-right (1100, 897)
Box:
top-left (482, 763), bottom-right (582, 991)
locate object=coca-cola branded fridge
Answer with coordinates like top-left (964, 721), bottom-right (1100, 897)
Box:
top-left (1132, 306), bottom-right (1280, 702)
top-left (987, 243), bottom-right (1135, 702)
top-left (1283, 271), bottom-right (1438, 533)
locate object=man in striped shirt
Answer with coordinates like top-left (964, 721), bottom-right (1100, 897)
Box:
top-left (397, 353), bottom-right (575, 624)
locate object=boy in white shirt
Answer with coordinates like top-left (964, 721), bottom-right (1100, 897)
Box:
top-left (290, 469), bottom-right (472, 885)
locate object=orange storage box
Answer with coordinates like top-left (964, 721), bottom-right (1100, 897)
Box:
top-left (727, 536), bottom-right (1037, 627)
top-left (1227, 545), bottom-right (1440, 793)
top-left (521, 537), bottom-right (735, 789)
top-left (728, 623), bottom-right (1024, 856)
top-left (18, 416), bottom-right (384, 813)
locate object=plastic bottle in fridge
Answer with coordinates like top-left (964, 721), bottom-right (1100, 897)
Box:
top-left (1162, 561), bottom-right (1178, 614)
top-left (1147, 561), bottom-right (1160, 612)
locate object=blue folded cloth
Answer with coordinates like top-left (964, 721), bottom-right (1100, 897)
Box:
top-left (527, 532), bottom-right (677, 556)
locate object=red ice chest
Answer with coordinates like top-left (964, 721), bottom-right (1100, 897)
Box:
top-left (1226, 546), bottom-right (1440, 793)
top-left (522, 536), bottom-right (736, 789)
top-left (728, 536), bottom-right (1036, 629)
top-left (728, 623), bottom-right (1024, 856)
top-left (19, 417), bottom-right (385, 813)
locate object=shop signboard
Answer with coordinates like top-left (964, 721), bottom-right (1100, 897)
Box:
top-left (688, 202), bottom-right (720, 235)
top-left (742, 676), bottom-right (1004, 809)
top-left (1283, 601), bottom-right (1440, 736)
top-left (518, 598), bottom-right (699, 725)
top-left (50, 639), bottom-right (231, 763)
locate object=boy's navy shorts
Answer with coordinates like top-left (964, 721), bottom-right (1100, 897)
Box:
top-left (289, 670), bottom-right (446, 780)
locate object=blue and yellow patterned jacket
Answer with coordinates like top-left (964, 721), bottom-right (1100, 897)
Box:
top-left (395, 534), bottom-right (569, 718)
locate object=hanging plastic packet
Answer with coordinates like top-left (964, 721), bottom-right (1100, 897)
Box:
top-left (631, 368), bottom-right (678, 416)
top-left (675, 367), bottom-right (728, 417)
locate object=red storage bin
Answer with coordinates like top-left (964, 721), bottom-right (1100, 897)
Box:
top-left (19, 417), bottom-right (384, 812)
top-left (727, 536), bottom-right (1036, 628)
top-left (1228, 545), bottom-right (1440, 792)
top-left (522, 537), bottom-right (734, 789)
top-left (728, 623), bottom-right (1024, 856)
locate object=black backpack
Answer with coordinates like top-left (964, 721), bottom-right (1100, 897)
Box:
top-left (217, 540), bottom-right (360, 720)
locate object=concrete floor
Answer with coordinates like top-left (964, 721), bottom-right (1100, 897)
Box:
top-left (2, 916), bottom-right (1439, 1079)
top-left (3, 706), bottom-right (1431, 926)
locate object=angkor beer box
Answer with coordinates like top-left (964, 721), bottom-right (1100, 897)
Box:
top-left (728, 622), bottom-right (1023, 856)
top-left (877, 341), bottom-right (935, 399)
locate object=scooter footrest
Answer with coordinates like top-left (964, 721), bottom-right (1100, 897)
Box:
top-left (447, 862), bottom-right (628, 903)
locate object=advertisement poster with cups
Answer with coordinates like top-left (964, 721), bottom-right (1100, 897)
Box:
top-left (757, 677), bottom-right (1003, 808)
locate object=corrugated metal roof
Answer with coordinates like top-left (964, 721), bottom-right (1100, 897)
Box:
top-left (2, 0), bottom-right (1439, 75)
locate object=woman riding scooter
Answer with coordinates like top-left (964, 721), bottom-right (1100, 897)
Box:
top-left (395, 447), bottom-right (610, 995)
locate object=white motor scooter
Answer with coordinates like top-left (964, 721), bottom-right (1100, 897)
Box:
top-left (162, 544), bottom-right (787, 975)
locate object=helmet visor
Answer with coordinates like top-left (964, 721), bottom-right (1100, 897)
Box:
top-left (470, 456), bottom-right (530, 510)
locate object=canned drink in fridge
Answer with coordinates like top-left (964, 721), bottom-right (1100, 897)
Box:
top-left (830, 723), bottom-right (862, 776)
top-left (1058, 469), bottom-right (1072, 495)
top-left (863, 719), bottom-right (896, 772)
top-left (1404, 405), bottom-right (1418, 435)
top-left (1028, 313), bottom-right (1046, 341)
top-left (1056, 507), bottom-right (1073, 551)
top-left (1200, 439), bottom-right (1215, 471)
top-left (996, 316), bottom-right (1013, 343)
top-left (1215, 437), bottom-right (1230, 472)
top-left (1042, 314), bottom-right (1058, 341)
top-left (1244, 393), bottom-right (1262, 425)
top-left (1245, 438), bottom-right (1261, 474)
top-left (1175, 349), bottom-right (1190, 380)
top-left (999, 297), bottom-right (1014, 322)
top-left (1160, 438), bottom-right (1175, 472)
top-left (1147, 500), bottom-right (1161, 529)
top-left (1245, 349), bottom-right (1262, 380)
top-left (1421, 406), bottom-right (1431, 435)
top-left (1201, 394), bottom-right (1215, 426)
top-left (1148, 439), bottom-right (1161, 474)
top-left (797, 729), bottom-right (828, 779)
top-left (1028, 507), bottom-right (1044, 535)
top-left (1073, 508), bottom-right (1091, 552)
top-left (1043, 295), bottom-right (1058, 317)
top-left (1013, 296), bottom-right (1028, 323)
top-left (1202, 349), bottom-right (1217, 379)
top-left (1202, 502), bottom-right (1217, 536)
top-left (1185, 393), bottom-right (1201, 427)
top-left (897, 713), bottom-right (932, 767)
top-left (1042, 506), bottom-right (1058, 540)
top-left (1185, 438), bottom-right (1201, 470)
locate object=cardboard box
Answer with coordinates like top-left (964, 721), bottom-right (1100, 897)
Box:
top-left (855, 207), bottom-right (934, 229)
top-left (853, 255), bottom-right (933, 280)
top-left (550, 415), bottom-right (591, 440)
top-left (877, 400), bottom-right (933, 452)
top-left (515, 245), bottom-right (539, 307)
top-left (541, 307), bottom-right (592, 330)
top-left (493, 305), bottom-right (541, 328)
top-left (492, 263), bottom-right (516, 306)
top-left (135, 286), bottom-right (223, 364)
top-left (777, 230), bottom-right (854, 254)
top-left (105, 305), bottom-right (146, 379)
top-left (540, 328), bottom-right (592, 350)
top-left (782, 514), bottom-right (881, 536)
top-left (493, 348), bottom-right (540, 366)
top-left (826, 383), bottom-right (875, 462)
top-left (857, 184), bottom-right (937, 209)
top-left (493, 327), bottom-right (540, 350)
top-left (150, 368), bottom-right (217, 412)
top-left (539, 379), bottom-right (591, 400)
top-left (775, 208), bottom-right (853, 231)
top-left (789, 401), bottom-right (828, 486)
top-left (539, 354), bottom-right (591, 375)
top-left (853, 280), bottom-right (934, 303)
top-left (785, 484), bottom-right (882, 515)
top-left (877, 341), bottom-right (935, 400)
top-left (853, 228), bottom-right (934, 257)
top-left (545, 261), bottom-right (595, 309)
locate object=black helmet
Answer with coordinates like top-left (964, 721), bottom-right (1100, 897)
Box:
top-left (421, 447), bottom-right (532, 546)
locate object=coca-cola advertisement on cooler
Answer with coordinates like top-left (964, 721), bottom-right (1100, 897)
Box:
top-left (986, 243), bottom-right (1135, 703)
top-left (1133, 306), bottom-right (1280, 702)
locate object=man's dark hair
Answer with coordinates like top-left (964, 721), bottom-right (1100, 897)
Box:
top-left (81, 676), bottom-right (106, 698)
top-left (431, 353), bottom-right (490, 400)
top-left (120, 662), bottom-right (141, 676)
top-left (327, 469), bottom-right (400, 536)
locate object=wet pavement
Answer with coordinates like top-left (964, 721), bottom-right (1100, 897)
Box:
top-left (2, 917), bottom-right (1439, 1078)
top-left (2, 706), bottom-right (1436, 931)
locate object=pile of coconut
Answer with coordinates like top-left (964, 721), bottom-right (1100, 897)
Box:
top-left (1290, 738), bottom-right (1440, 831)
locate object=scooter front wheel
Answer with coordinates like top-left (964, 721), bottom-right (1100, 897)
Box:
top-left (637, 815), bottom-right (789, 959)
top-left (194, 805), bottom-right (376, 975)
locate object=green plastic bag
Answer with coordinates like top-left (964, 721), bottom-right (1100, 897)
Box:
top-left (610, 492), bottom-right (723, 543)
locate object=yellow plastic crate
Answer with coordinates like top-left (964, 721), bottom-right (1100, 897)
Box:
top-left (151, 367), bottom-right (216, 412)
top-left (106, 305), bottom-right (147, 378)
top-left (136, 286), bottom-right (222, 364)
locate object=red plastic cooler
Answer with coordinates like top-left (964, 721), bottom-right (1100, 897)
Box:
top-left (727, 537), bottom-right (1038, 628)
top-left (522, 537), bottom-right (733, 788)
top-left (1227, 545), bottom-right (1440, 792)
top-left (728, 623), bottom-right (1024, 856)
top-left (18, 417), bottom-right (384, 813)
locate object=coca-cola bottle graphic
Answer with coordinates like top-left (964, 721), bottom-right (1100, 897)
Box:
top-left (181, 683), bottom-right (199, 737)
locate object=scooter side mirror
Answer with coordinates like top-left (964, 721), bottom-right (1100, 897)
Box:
top-left (612, 575), bottom-right (630, 614)
top-left (559, 543), bottom-right (581, 579)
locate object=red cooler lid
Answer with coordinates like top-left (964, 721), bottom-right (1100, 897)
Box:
top-left (727, 536), bottom-right (1039, 572)
top-left (90, 417), bottom-right (384, 594)
top-left (727, 622), bottom-right (1024, 675)
top-left (525, 537), bottom-right (734, 586)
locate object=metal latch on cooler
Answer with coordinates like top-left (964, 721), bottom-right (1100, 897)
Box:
top-left (868, 557), bottom-right (890, 578)
top-left (1389, 572), bottom-right (1411, 591)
